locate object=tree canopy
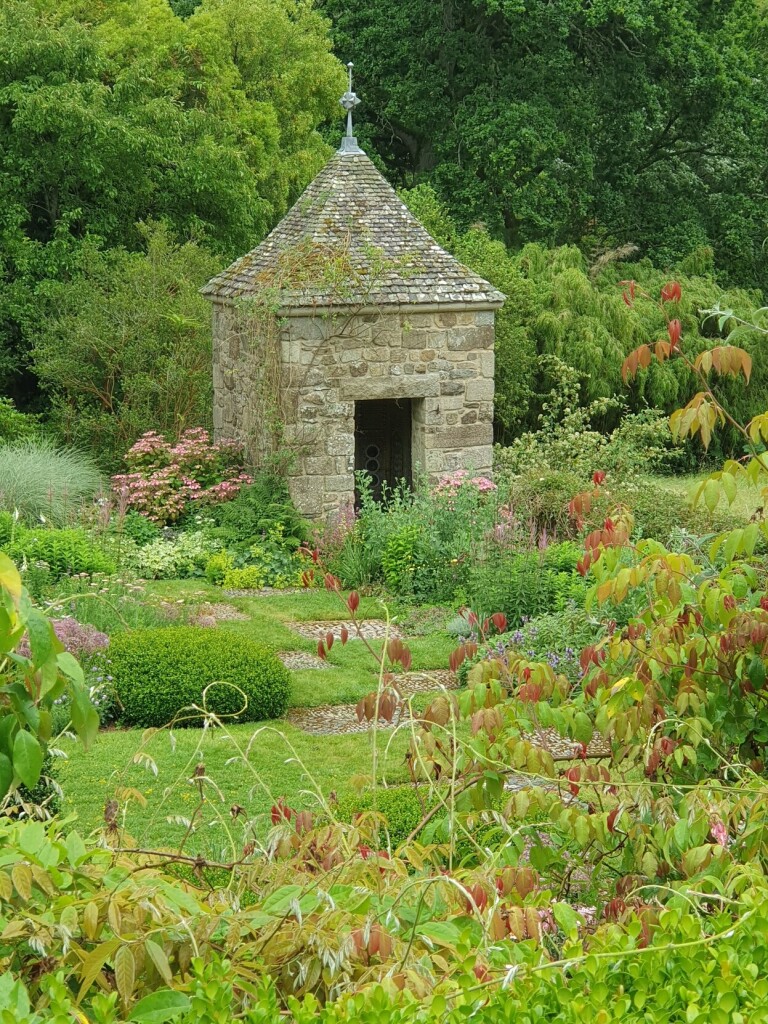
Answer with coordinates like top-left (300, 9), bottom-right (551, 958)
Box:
top-left (0, 0), bottom-right (344, 399)
top-left (322, 0), bottom-right (768, 290)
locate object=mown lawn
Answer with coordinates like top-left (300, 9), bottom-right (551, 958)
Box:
top-left (146, 583), bottom-right (456, 707)
top-left (648, 471), bottom-right (763, 521)
top-left (58, 585), bottom-right (455, 851)
top-left (57, 719), bottom-right (413, 853)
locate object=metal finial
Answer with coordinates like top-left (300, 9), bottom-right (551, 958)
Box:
top-left (338, 61), bottom-right (362, 154)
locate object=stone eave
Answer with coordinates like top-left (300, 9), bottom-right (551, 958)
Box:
top-left (206, 296), bottom-right (506, 316)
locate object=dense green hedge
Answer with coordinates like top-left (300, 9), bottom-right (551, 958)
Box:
top-left (110, 627), bottom-right (290, 728)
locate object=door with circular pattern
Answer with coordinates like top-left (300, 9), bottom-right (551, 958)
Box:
top-left (354, 399), bottom-right (412, 503)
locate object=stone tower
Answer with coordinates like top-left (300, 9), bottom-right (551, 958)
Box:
top-left (202, 77), bottom-right (504, 519)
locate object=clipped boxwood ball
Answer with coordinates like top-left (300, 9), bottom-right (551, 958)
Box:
top-left (110, 626), bottom-right (290, 728)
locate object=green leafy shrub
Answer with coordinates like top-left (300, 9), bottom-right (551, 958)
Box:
top-left (604, 408), bottom-right (697, 476)
top-left (335, 787), bottom-right (430, 848)
top-left (110, 626), bottom-right (290, 727)
top-left (328, 473), bottom-right (505, 603)
top-left (33, 226), bottom-right (221, 471)
top-left (0, 555), bottom-right (98, 807)
top-left (500, 467), bottom-right (585, 538)
top-left (461, 606), bottom-right (603, 685)
top-left (205, 549), bottom-right (234, 585)
top-left (212, 526), bottom-right (307, 589)
top-left (0, 511), bottom-right (14, 547)
top-left (466, 543), bottom-right (587, 625)
top-left (213, 473), bottom-right (307, 551)
top-left (0, 398), bottom-right (39, 443)
top-left (118, 509), bottom-right (161, 547)
top-left (7, 528), bottom-right (115, 582)
top-left (587, 480), bottom-right (745, 543)
top-left (381, 525), bottom-right (419, 592)
top-left (222, 565), bottom-right (268, 590)
top-left (123, 530), bottom-right (220, 579)
top-left (0, 438), bottom-right (102, 526)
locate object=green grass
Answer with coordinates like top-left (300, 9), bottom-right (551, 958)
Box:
top-left (57, 720), bottom-right (412, 852)
top-left (58, 584), bottom-right (457, 849)
top-left (647, 472), bottom-right (763, 521)
top-left (147, 582), bottom-right (457, 708)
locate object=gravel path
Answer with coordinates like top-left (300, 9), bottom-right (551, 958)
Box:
top-left (277, 651), bottom-right (330, 671)
top-left (286, 702), bottom-right (412, 735)
top-left (288, 619), bottom-right (404, 641)
top-left (205, 592), bottom-right (611, 760)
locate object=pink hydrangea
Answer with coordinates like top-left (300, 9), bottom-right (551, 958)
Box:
top-left (112, 428), bottom-right (252, 524)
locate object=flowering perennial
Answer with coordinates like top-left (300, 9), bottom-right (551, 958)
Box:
top-left (112, 428), bottom-right (251, 523)
top-left (434, 469), bottom-right (497, 494)
top-left (18, 617), bottom-right (109, 660)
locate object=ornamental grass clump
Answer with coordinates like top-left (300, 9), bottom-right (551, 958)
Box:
top-left (109, 626), bottom-right (290, 727)
top-left (0, 438), bottom-right (103, 526)
top-left (112, 428), bottom-right (251, 524)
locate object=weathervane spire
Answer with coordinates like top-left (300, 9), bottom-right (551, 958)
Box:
top-left (338, 61), bottom-right (363, 154)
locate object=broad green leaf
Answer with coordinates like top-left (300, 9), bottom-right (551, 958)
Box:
top-left (572, 712), bottom-right (593, 745)
top-left (115, 944), bottom-right (136, 1004)
top-left (743, 521), bottom-right (760, 555)
top-left (702, 478), bottom-right (720, 513)
top-left (414, 920), bottom-right (464, 947)
top-left (722, 529), bottom-right (743, 565)
top-left (0, 716), bottom-right (15, 760)
top-left (673, 817), bottom-right (688, 850)
top-left (129, 990), bottom-right (190, 1024)
top-left (37, 709), bottom-right (52, 744)
top-left (25, 610), bottom-right (56, 668)
top-left (721, 472), bottom-right (737, 505)
top-left (66, 831), bottom-right (87, 867)
top-left (0, 972), bottom-right (30, 1017)
top-left (145, 939), bottom-right (173, 984)
top-left (71, 687), bottom-right (99, 751)
top-left (259, 885), bottom-right (322, 917)
top-left (0, 755), bottom-right (12, 800)
top-left (12, 730), bottom-right (42, 790)
top-left (574, 815), bottom-right (591, 846)
top-left (748, 656), bottom-right (766, 692)
top-left (57, 651), bottom-right (84, 687)
top-left (553, 902), bottom-right (581, 940)
top-left (0, 555), bottom-right (22, 604)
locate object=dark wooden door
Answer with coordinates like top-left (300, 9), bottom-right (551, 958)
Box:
top-left (354, 399), bottom-right (412, 502)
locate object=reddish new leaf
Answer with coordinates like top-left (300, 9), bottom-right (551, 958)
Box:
top-left (667, 319), bottom-right (682, 349)
top-left (661, 280), bottom-right (682, 303)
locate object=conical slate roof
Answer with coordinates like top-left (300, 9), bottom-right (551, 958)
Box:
top-left (201, 148), bottom-right (505, 309)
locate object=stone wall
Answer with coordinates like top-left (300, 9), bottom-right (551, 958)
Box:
top-left (212, 302), bottom-right (496, 519)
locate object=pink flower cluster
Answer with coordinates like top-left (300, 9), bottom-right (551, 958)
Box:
top-left (434, 469), bottom-right (497, 494)
top-left (112, 428), bottom-right (251, 524)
